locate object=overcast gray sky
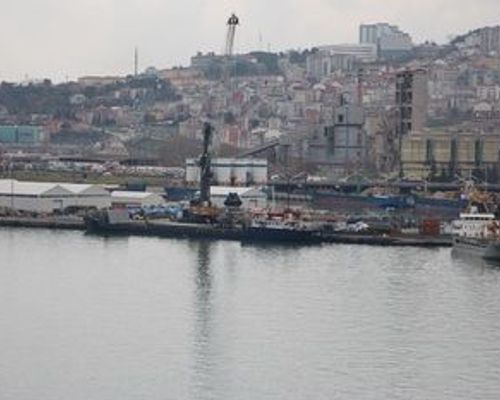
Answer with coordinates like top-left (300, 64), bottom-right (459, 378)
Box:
top-left (1, 0), bottom-right (499, 82)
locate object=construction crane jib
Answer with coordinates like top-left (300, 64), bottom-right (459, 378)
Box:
top-left (225, 13), bottom-right (240, 57)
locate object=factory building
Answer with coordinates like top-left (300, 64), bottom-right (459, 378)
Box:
top-left (186, 158), bottom-right (268, 186)
top-left (0, 180), bottom-right (111, 213)
top-left (110, 191), bottom-right (166, 208)
top-left (307, 103), bottom-right (368, 176)
top-left (209, 186), bottom-right (267, 209)
top-left (401, 131), bottom-right (500, 179)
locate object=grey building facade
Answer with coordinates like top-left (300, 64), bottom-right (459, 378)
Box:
top-left (359, 23), bottom-right (413, 60)
top-left (396, 69), bottom-right (428, 136)
top-left (307, 104), bottom-right (367, 175)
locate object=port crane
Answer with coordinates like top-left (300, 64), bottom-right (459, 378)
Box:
top-left (199, 122), bottom-right (213, 205)
top-left (187, 123), bottom-right (219, 222)
top-left (222, 13), bottom-right (239, 87)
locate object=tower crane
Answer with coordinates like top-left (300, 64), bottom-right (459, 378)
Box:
top-left (222, 14), bottom-right (240, 94)
top-left (225, 13), bottom-right (239, 56)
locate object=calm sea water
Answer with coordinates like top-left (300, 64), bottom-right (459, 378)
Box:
top-left (1, 228), bottom-right (500, 400)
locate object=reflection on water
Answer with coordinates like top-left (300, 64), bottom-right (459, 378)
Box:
top-left (451, 247), bottom-right (500, 270)
top-left (191, 240), bottom-right (215, 398)
top-left (1, 230), bottom-right (500, 400)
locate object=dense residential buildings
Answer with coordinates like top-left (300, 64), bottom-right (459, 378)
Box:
top-left (480, 26), bottom-right (500, 54)
top-left (3, 23), bottom-right (500, 184)
top-left (454, 25), bottom-right (500, 55)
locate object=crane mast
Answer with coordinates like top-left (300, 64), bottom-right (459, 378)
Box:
top-left (199, 122), bottom-right (213, 205)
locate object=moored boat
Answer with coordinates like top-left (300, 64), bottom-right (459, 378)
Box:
top-left (241, 214), bottom-right (322, 244)
top-left (452, 209), bottom-right (500, 261)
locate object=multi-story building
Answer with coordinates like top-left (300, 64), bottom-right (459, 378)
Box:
top-left (158, 68), bottom-right (205, 89)
top-left (306, 52), bottom-right (357, 80)
top-left (396, 69), bottom-right (428, 136)
top-left (77, 76), bottom-right (125, 87)
top-left (316, 44), bottom-right (378, 63)
top-left (454, 26), bottom-right (500, 55)
top-left (359, 23), bottom-right (413, 59)
top-left (307, 103), bottom-right (367, 176)
top-left (480, 26), bottom-right (500, 54)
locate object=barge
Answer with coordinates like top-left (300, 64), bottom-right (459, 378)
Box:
top-left (84, 210), bottom-right (322, 244)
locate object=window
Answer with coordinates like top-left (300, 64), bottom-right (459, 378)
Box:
top-left (338, 114), bottom-right (344, 123)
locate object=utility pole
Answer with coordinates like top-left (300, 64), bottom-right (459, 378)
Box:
top-left (357, 68), bottom-right (364, 106)
top-left (9, 161), bottom-right (14, 210)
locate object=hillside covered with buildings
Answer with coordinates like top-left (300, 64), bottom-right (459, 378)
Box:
top-left (3, 22), bottom-right (500, 184)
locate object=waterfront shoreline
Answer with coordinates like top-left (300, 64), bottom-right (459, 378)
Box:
top-left (0, 216), bottom-right (85, 230)
top-left (0, 216), bottom-right (452, 247)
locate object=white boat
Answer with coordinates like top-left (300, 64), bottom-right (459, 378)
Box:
top-left (452, 208), bottom-right (500, 261)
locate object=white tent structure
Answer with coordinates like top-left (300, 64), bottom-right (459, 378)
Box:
top-left (59, 183), bottom-right (111, 209)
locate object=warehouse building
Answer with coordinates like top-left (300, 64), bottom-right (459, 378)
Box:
top-left (401, 131), bottom-right (500, 178)
top-left (60, 183), bottom-right (112, 209)
top-left (0, 126), bottom-right (44, 145)
top-left (0, 180), bottom-right (111, 213)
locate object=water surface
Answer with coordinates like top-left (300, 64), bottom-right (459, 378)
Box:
top-left (1, 229), bottom-right (500, 399)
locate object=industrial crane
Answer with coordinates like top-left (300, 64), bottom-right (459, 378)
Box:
top-left (187, 123), bottom-right (219, 223)
top-left (222, 13), bottom-right (239, 86)
top-left (199, 122), bottom-right (213, 205)
top-left (225, 13), bottom-right (239, 57)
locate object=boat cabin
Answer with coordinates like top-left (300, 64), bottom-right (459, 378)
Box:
top-left (454, 211), bottom-right (496, 238)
